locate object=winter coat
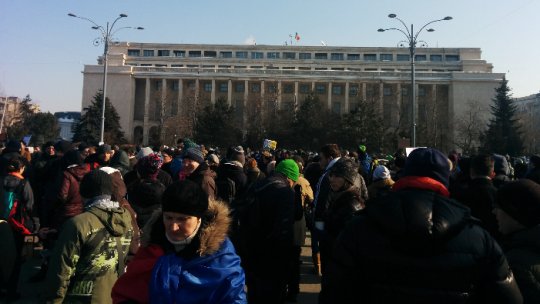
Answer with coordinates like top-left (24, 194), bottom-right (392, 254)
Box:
top-left (218, 161), bottom-right (248, 196)
top-left (124, 168), bottom-right (172, 190)
top-left (324, 187), bottom-right (523, 304)
top-left (186, 162), bottom-right (217, 200)
top-left (461, 177), bottom-right (501, 239)
top-left (293, 176), bottom-right (313, 246)
top-left (2, 173), bottom-right (34, 235)
top-left (525, 168), bottom-right (540, 185)
top-left (111, 200), bottom-right (246, 304)
top-left (501, 225), bottom-right (540, 304)
top-left (322, 187), bottom-right (363, 241)
top-left (44, 203), bottom-right (133, 304)
top-left (54, 165), bottom-right (89, 229)
top-left (110, 150), bottom-right (131, 176)
top-left (367, 178), bottom-right (394, 199)
top-left (127, 178), bottom-right (166, 228)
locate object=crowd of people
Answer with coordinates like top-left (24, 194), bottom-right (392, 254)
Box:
top-left (0, 137), bottom-right (539, 303)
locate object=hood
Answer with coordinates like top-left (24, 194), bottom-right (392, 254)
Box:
top-left (142, 199), bottom-right (231, 256)
top-left (87, 206), bottom-right (133, 237)
top-left (367, 189), bottom-right (472, 248)
top-left (111, 150), bottom-right (131, 169)
top-left (66, 165), bottom-right (90, 181)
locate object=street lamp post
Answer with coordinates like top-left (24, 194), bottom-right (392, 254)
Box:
top-left (378, 14), bottom-right (452, 147)
top-left (68, 13), bottom-right (143, 145)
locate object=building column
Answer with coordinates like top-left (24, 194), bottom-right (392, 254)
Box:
top-left (396, 83), bottom-right (402, 128)
top-left (362, 83), bottom-right (367, 101)
top-left (177, 79), bottom-right (183, 116)
top-left (243, 80), bottom-right (249, 128)
top-left (379, 82), bottom-right (384, 114)
top-left (211, 79), bottom-right (216, 104)
top-left (143, 78), bottom-right (151, 145)
top-left (277, 81), bottom-right (282, 109)
top-left (195, 79), bottom-right (200, 110)
top-left (227, 80), bottom-right (232, 106)
top-left (161, 79), bottom-right (167, 117)
top-left (345, 82), bottom-right (350, 113)
top-left (294, 81), bottom-right (299, 111)
top-left (327, 82), bottom-right (332, 110)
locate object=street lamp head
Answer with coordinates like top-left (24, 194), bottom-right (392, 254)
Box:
top-left (91, 26), bottom-right (99, 30)
top-left (443, 16), bottom-right (453, 21)
top-left (119, 13), bottom-right (128, 18)
top-left (427, 28), bottom-right (435, 32)
top-left (136, 27), bottom-right (144, 30)
top-left (388, 13), bottom-right (397, 18)
top-left (68, 13), bottom-right (77, 17)
top-left (377, 28), bottom-right (386, 32)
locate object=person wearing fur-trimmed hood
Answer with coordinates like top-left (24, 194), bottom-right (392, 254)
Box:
top-left (112, 180), bottom-right (246, 304)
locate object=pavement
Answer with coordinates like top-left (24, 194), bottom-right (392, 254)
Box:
top-left (4, 233), bottom-right (321, 304)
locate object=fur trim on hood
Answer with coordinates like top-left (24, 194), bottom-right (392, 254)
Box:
top-left (141, 199), bottom-right (231, 256)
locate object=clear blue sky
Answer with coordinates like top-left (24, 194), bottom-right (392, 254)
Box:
top-left (1, 0), bottom-right (539, 113)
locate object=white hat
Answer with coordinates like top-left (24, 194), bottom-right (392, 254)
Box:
top-left (136, 147), bottom-right (154, 160)
top-left (372, 165), bottom-right (391, 181)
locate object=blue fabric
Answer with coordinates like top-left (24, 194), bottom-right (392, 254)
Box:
top-left (150, 238), bottom-right (247, 304)
top-left (170, 157), bottom-right (183, 179)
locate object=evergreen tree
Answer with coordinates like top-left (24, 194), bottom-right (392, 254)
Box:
top-left (194, 97), bottom-right (242, 147)
top-left (72, 91), bottom-right (126, 145)
top-left (340, 98), bottom-right (385, 152)
top-left (292, 93), bottom-right (333, 150)
top-left (481, 77), bottom-right (523, 156)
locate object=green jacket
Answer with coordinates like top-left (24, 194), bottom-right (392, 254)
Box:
top-left (44, 205), bottom-right (133, 304)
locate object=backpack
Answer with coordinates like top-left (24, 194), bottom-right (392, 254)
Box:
top-left (0, 178), bottom-right (33, 235)
top-left (215, 177), bottom-right (236, 205)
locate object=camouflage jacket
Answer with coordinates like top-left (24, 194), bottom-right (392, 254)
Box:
top-left (44, 204), bottom-right (133, 304)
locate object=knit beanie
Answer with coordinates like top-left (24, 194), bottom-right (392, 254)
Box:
top-left (80, 169), bottom-right (113, 199)
top-left (275, 159), bottom-right (300, 182)
top-left (184, 147), bottom-right (204, 164)
top-left (404, 148), bottom-right (451, 187)
top-left (372, 165), bottom-right (391, 182)
top-left (207, 154), bottom-right (220, 165)
top-left (54, 140), bottom-right (72, 154)
top-left (137, 153), bottom-right (163, 179)
top-left (496, 179), bottom-right (540, 228)
top-left (97, 144), bottom-right (112, 155)
top-left (329, 158), bottom-right (359, 185)
top-left (493, 154), bottom-right (510, 176)
top-left (136, 147), bottom-right (154, 160)
top-left (162, 180), bottom-right (209, 217)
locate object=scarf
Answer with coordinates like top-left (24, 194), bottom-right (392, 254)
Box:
top-left (165, 218), bottom-right (202, 252)
top-left (392, 176), bottom-right (450, 197)
top-left (84, 195), bottom-right (120, 210)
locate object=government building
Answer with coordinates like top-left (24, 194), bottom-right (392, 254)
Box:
top-left (81, 42), bottom-right (504, 151)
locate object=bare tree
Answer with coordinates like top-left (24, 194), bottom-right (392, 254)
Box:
top-left (454, 100), bottom-right (487, 155)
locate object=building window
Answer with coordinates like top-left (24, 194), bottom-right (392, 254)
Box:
top-left (331, 53), bottom-right (344, 60)
top-left (203, 83), bottom-right (212, 92)
top-left (380, 54), bottom-right (393, 61)
top-left (430, 54), bottom-right (442, 61)
top-left (402, 87), bottom-right (409, 96)
top-left (267, 52), bottom-right (280, 59)
top-left (235, 51), bottom-right (248, 59)
top-left (446, 55), bottom-right (460, 61)
top-left (332, 85), bottom-right (343, 95)
top-left (397, 54), bottom-right (410, 61)
top-left (127, 49), bottom-right (140, 56)
top-left (235, 83), bottom-right (245, 93)
top-left (347, 54), bottom-right (360, 60)
top-left (204, 51), bottom-right (217, 58)
top-left (299, 53), bottom-right (311, 60)
top-left (315, 53), bottom-right (328, 60)
top-left (187, 81), bottom-right (196, 90)
top-left (281, 52), bottom-right (294, 60)
top-left (267, 84), bottom-right (277, 93)
top-left (155, 64), bottom-right (167, 67)
top-left (415, 54), bottom-right (427, 61)
top-left (251, 83), bottom-right (260, 93)
top-left (283, 84), bottom-right (294, 94)
top-left (332, 102), bottom-right (341, 114)
top-left (364, 54), bottom-right (377, 61)
top-left (349, 85), bottom-right (359, 97)
top-left (143, 50), bottom-right (154, 57)
top-left (172, 81), bottom-right (179, 91)
top-left (220, 51), bottom-right (233, 58)
top-left (251, 52), bottom-right (264, 59)
top-left (158, 50), bottom-right (170, 57)
top-left (316, 84), bottom-right (326, 94)
top-left (188, 51), bottom-right (201, 57)
top-left (418, 87), bottom-right (426, 96)
top-left (140, 64), bottom-right (152, 67)
top-left (219, 83), bottom-right (228, 92)
top-left (173, 50), bottom-right (185, 57)
top-left (300, 84), bottom-right (310, 94)
top-left (383, 87), bottom-right (392, 96)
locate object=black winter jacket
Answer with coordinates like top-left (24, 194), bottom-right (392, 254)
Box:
top-left (324, 188), bottom-right (523, 304)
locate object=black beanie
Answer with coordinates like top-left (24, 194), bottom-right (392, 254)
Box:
top-left (162, 180), bottom-right (209, 217)
top-left (183, 147), bottom-right (204, 164)
top-left (497, 179), bottom-right (540, 228)
top-left (329, 158), bottom-right (359, 185)
top-left (404, 148), bottom-right (450, 187)
top-left (80, 169), bottom-right (113, 198)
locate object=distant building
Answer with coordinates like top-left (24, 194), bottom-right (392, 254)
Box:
top-left (54, 111), bottom-right (81, 141)
top-left (81, 42), bottom-right (504, 151)
top-left (0, 96), bottom-right (40, 135)
top-left (515, 93), bottom-right (540, 153)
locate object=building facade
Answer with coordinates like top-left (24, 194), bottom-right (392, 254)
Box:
top-left (81, 42), bottom-right (504, 151)
top-left (54, 111), bottom-right (81, 141)
top-left (515, 93), bottom-right (540, 153)
top-left (0, 96), bottom-right (41, 136)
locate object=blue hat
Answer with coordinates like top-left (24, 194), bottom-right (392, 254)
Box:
top-left (404, 148), bottom-right (450, 187)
